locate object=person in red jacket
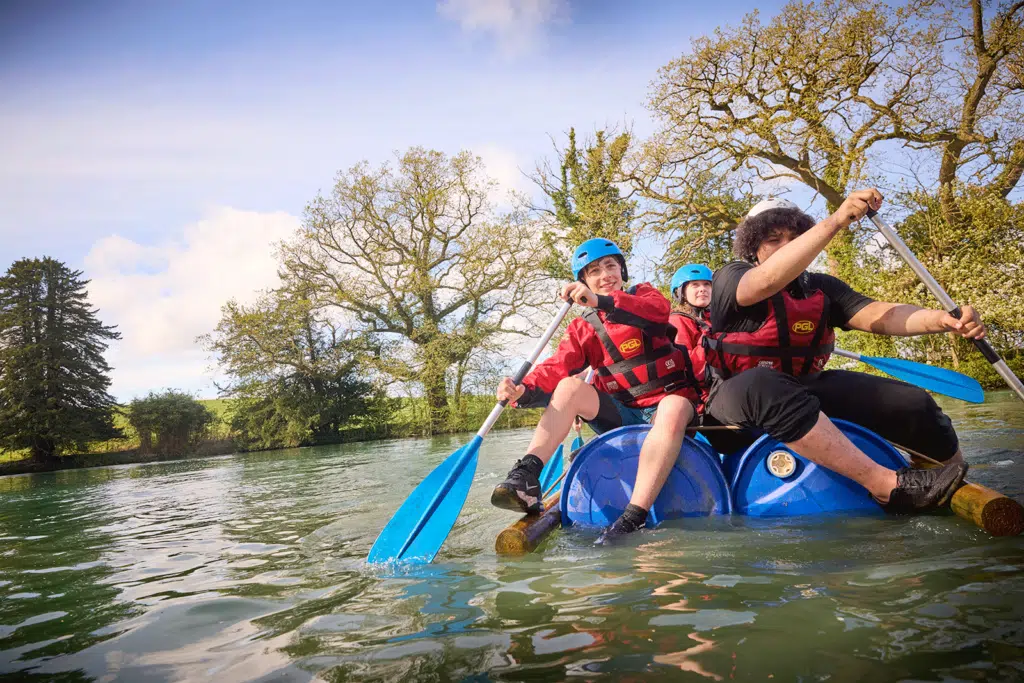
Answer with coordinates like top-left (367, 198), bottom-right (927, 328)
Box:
top-left (668, 263), bottom-right (713, 351)
top-left (491, 239), bottom-right (704, 543)
top-left (704, 190), bottom-right (982, 513)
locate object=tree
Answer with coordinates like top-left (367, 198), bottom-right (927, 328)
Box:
top-left (645, 0), bottom-right (1023, 275)
top-left (0, 258), bottom-right (121, 460)
top-left (127, 391), bottom-right (214, 456)
top-left (639, 0), bottom-right (1024, 378)
top-left (627, 158), bottom-right (756, 277)
top-left (201, 281), bottom-right (386, 449)
top-left (529, 128), bottom-right (638, 280)
top-left (281, 147), bottom-right (550, 433)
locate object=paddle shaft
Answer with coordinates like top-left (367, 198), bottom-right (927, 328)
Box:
top-left (476, 300), bottom-right (575, 438)
top-left (866, 210), bottom-right (1024, 403)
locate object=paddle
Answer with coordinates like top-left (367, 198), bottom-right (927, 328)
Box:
top-left (538, 444), bottom-right (564, 494)
top-left (866, 209), bottom-right (1024, 404)
top-left (367, 300), bottom-right (575, 565)
top-left (833, 348), bottom-right (984, 403)
top-left (570, 427), bottom-right (585, 454)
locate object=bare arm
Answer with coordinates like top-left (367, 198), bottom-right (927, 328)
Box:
top-left (736, 189), bottom-right (883, 307)
top-left (847, 301), bottom-right (986, 339)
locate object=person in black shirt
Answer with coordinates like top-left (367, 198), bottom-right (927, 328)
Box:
top-left (704, 189), bottom-right (985, 514)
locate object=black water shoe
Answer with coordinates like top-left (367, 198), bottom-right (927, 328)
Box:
top-left (491, 455), bottom-right (544, 514)
top-left (596, 504), bottom-right (649, 545)
top-left (878, 462), bottom-right (968, 514)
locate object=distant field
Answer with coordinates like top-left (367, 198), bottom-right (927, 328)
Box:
top-left (200, 398), bottom-right (235, 419)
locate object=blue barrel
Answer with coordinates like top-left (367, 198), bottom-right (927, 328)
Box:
top-left (727, 419), bottom-right (909, 516)
top-left (560, 425), bottom-right (733, 528)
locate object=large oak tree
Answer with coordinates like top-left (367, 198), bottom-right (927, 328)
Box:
top-left (281, 147), bottom-right (550, 432)
top-left (635, 0), bottom-right (1024, 380)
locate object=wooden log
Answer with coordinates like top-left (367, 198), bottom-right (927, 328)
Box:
top-left (904, 449), bottom-right (1023, 537)
top-left (495, 492), bottom-right (562, 556)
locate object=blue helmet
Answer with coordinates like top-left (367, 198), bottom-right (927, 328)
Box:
top-left (571, 238), bottom-right (628, 281)
top-left (670, 263), bottom-right (713, 297)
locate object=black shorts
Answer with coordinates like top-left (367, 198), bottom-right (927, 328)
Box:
top-left (705, 368), bottom-right (960, 461)
top-left (586, 391), bottom-right (698, 435)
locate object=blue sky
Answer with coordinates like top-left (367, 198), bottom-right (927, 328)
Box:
top-left (1, 0), bottom-right (786, 399)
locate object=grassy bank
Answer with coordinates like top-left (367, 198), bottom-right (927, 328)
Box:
top-left (0, 395), bottom-right (543, 477)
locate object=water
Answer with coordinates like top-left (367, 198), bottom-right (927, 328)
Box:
top-left (1, 393), bottom-right (1022, 682)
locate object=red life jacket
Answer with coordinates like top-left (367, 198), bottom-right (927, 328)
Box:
top-left (580, 308), bottom-right (701, 407)
top-left (669, 310), bottom-right (711, 342)
top-left (705, 287), bottom-right (835, 378)
top-left (668, 310), bottom-right (712, 402)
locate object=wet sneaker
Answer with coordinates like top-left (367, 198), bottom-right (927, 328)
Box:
top-left (491, 455), bottom-right (543, 513)
top-left (595, 504), bottom-right (649, 545)
top-left (879, 462), bottom-right (968, 514)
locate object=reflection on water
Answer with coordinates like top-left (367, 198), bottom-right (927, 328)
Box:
top-left (0, 393), bottom-right (1022, 681)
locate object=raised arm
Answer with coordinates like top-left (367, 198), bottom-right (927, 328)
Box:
top-left (736, 189), bottom-right (883, 307)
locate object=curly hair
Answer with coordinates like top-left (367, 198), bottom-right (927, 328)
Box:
top-left (733, 208), bottom-right (815, 263)
top-left (672, 300), bottom-right (706, 317)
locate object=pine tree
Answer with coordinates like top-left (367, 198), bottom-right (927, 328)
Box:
top-left (0, 257), bottom-right (121, 460)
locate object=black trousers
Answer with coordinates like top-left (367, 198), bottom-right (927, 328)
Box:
top-left (704, 368), bottom-right (960, 461)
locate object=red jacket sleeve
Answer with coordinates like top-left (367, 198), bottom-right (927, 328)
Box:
top-left (517, 319), bottom-right (592, 409)
top-left (599, 282), bottom-right (671, 331)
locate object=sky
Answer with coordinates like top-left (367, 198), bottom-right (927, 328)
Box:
top-left (0, 0), bottom-right (788, 401)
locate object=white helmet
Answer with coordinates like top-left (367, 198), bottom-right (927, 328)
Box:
top-left (746, 197), bottom-right (801, 218)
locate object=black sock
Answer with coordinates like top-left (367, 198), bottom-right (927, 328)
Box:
top-left (622, 503), bottom-right (649, 527)
top-left (520, 454), bottom-right (544, 476)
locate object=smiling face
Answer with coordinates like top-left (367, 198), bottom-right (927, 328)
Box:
top-left (684, 280), bottom-right (712, 308)
top-left (581, 256), bottom-right (624, 295)
top-left (755, 227), bottom-right (799, 264)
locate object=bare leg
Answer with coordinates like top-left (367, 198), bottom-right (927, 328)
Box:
top-left (629, 395), bottom-right (694, 510)
top-left (785, 412), bottom-right (897, 502)
top-left (524, 376), bottom-right (601, 462)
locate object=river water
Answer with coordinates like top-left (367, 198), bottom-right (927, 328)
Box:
top-left (1, 392), bottom-right (1022, 681)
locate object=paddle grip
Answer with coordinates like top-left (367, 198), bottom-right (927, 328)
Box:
top-left (946, 307), bottom-right (1001, 363)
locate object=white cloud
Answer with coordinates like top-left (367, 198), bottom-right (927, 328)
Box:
top-left (474, 144), bottom-right (531, 205)
top-left (438, 0), bottom-right (569, 56)
top-left (84, 207), bottom-right (300, 400)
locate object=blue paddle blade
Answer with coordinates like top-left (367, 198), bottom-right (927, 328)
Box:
top-left (368, 435), bottom-right (482, 565)
top-left (571, 434), bottom-right (584, 452)
top-left (860, 354), bottom-right (985, 403)
top-left (539, 444), bottom-right (563, 493)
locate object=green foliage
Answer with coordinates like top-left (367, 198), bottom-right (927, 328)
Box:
top-left (127, 391), bottom-right (214, 456)
top-left (532, 128), bottom-right (637, 281)
top-left (282, 147), bottom-right (550, 433)
top-left (635, 168), bottom-right (754, 280)
top-left (838, 185), bottom-right (1024, 386)
top-left (0, 257), bottom-right (121, 460)
top-left (638, 0), bottom-right (1024, 384)
top-left (643, 0), bottom-right (1023, 254)
top-left (201, 281), bottom-right (387, 450)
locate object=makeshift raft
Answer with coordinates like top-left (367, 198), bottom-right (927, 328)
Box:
top-left (496, 422), bottom-right (1023, 555)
